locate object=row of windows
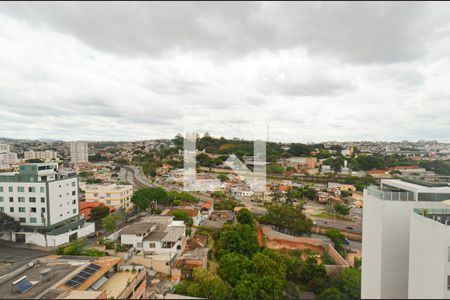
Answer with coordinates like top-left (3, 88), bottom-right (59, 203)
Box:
top-left (0, 186), bottom-right (45, 193)
top-left (10, 207), bottom-right (46, 213)
top-left (19, 217), bottom-right (38, 223)
top-left (0, 196), bottom-right (45, 203)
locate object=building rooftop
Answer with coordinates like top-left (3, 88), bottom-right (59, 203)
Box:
top-left (120, 223), bottom-right (158, 235)
top-left (414, 208), bottom-right (450, 226)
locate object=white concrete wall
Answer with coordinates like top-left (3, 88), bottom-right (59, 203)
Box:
top-left (409, 212), bottom-right (450, 299)
top-left (362, 191), bottom-right (446, 299)
top-left (47, 178), bottom-right (78, 225)
top-left (121, 233), bottom-right (143, 249)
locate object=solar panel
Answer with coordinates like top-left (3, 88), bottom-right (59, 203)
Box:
top-left (15, 278), bottom-right (33, 293)
top-left (64, 263), bottom-right (101, 289)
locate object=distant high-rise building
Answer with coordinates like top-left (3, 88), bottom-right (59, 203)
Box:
top-left (362, 179), bottom-right (450, 299)
top-left (0, 143), bottom-right (11, 153)
top-left (0, 143), bottom-right (17, 167)
top-left (24, 150), bottom-right (58, 161)
top-left (70, 141), bottom-right (88, 164)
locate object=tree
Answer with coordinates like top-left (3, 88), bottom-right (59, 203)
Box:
top-left (91, 205), bottom-right (110, 222)
top-left (236, 208), bottom-right (253, 225)
top-left (26, 159), bottom-right (43, 163)
top-left (174, 269), bottom-right (233, 300)
top-left (334, 203), bottom-right (351, 217)
top-left (319, 287), bottom-right (345, 300)
top-left (215, 224), bottom-right (259, 258)
top-left (217, 174), bottom-right (229, 182)
top-left (218, 253), bottom-right (250, 286)
top-left (170, 210), bottom-right (194, 227)
top-left (331, 157), bottom-right (344, 174)
top-left (102, 214), bottom-right (122, 255)
top-left (0, 212), bottom-right (20, 239)
top-left (299, 256), bottom-right (327, 294)
top-left (341, 267), bottom-right (361, 299)
top-left (325, 228), bottom-right (346, 256)
top-left (259, 204), bottom-right (313, 236)
top-left (131, 187), bottom-right (169, 210)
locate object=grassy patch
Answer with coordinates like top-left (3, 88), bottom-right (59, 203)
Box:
top-left (313, 211), bottom-right (352, 222)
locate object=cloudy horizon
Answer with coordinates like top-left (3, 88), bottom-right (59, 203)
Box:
top-left (1, 2), bottom-right (450, 143)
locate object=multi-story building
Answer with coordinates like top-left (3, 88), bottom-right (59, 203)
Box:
top-left (0, 143), bottom-right (17, 167)
top-left (70, 141), bottom-right (88, 164)
top-left (0, 256), bottom-right (147, 299)
top-left (85, 184), bottom-right (133, 212)
top-left (408, 207), bottom-right (450, 298)
top-left (362, 178), bottom-right (450, 299)
top-left (24, 150), bottom-right (58, 161)
top-left (0, 163), bottom-right (81, 230)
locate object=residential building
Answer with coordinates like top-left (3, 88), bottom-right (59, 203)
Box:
top-left (24, 150), bottom-right (58, 161)
top-left (70, 141), bottom-right (88, 164)
top-left (85, 184), bottom-right (133, 212)
top-left (362, 178), bottom-right (450, 299)
top-left (167, 207), bottom-right (202, 226)
top-left (0, 163), bottom-right (94, 246)
top-left (120, 216), bottom-right (186, 255)
top-left (0, 255), bottom-right (147, 299)
top-left (0, 143), bottom-right (17, 167)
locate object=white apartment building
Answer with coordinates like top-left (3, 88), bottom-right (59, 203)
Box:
top-left (85, 184), bottom-right (133, 212)
top-left (408, 207), bottom-right (450, 299)
top-left (24, 150), bottom-right (58, 161)
top-left (362, 179), bottom-right (450, 299)
top-left (0, 143), bottom-right (17, 166)
top-left (0, 163), bottom-right (80, 229)
top-left (70, 141), bottom-right (88, 164)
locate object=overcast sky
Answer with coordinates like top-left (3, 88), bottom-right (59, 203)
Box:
top-left (1, 2), bottom-right (450, 142)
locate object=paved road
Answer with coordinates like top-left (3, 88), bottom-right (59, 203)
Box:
top-left (311, 233), bottom-right (361, 251)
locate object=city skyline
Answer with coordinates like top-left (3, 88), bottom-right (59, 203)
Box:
top-left (1, 2), bottom-right (450, 142)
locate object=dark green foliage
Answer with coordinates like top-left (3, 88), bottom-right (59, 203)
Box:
top-left (174, 269), bottom-right (233, 300)
top-left (236, 208), bottom-right (253, 225)
top-left (91, 205), bottom-right (110, 221)
top-left (334, 203), bottom-right (351, 217)
top-left (259, 204), bottom-right (313, 236)
top-left (131, 187), bottom-right (169, 210)
top-left (170, 210), bottom-right (194, 227)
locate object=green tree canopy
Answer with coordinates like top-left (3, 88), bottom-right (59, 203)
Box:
top-left (170, 210), bottom-right (194, 227)
top-left (259, 204), bottom-right (313, 236)
top-left (131, 187), bottom-right (169, 210)
top-left (91, 205), bottom-right (110, 222)
top-left (236, 208), bottom-right (253, 225)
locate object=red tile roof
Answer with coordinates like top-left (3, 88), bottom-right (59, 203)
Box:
top-left (79, 202), bottom-right (115, 221)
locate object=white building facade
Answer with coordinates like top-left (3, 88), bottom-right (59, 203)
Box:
top-left (24, 150), bottom-right (58, 161)
top-left (85, 184), bottom-right (133, 212)
top-left (70, 141), bottom-right (88, 164)
top-left (362, 179), bottom-right (450, 299)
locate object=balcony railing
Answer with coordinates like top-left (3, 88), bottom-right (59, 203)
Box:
top-left (367, 185), bottom-right (415, 201)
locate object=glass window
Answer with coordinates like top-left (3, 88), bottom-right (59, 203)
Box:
top-left (19, 217), bottom-right (26, 223)
top-left (29, 197), bottom-right (36, 203)
top-left (28, 187), bottom-right (36, 192)
top-left (19, 207), bottom-right (25, 213)
top-left (72, 200), bottom-right (76, 205)
top-left (41, 197), bottom-right (45, 203)
top-left (18, 197), bottom-right (25, 203)
top-left (0, 196), bottom-right (3, 203)
top-left (30, 207), bottom-right (37, 213)
top-left (106, 200), bottom-right (111, 204)
top-left (72, 182), bottom-right (76, 187)
top-left (0, 186), bottom-right (3, 192)
top-left (8, 186), bottom-right (13, 192)
top-left (40, 187), bottom-right (45, 193)
top-left (149, 243), bottom-right (156, 248)
top-left (41, 208), bottom-right (45, 213)
top-left (106, 193), bottom-right (111, 197)
top-left (73, 209), bottom-right (76, 214)
top-left (72, 191), bottom-right (76, 196)
top-left (30, 217), bottom-right (37, 224)
top-left (18, 186), bottom-right (24, 192)
top-left (9, 207), bottom-right (14, 212)
top-left (9, 197), bottom-right (13, 202)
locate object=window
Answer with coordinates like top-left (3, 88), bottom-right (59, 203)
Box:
top-left (19, 207), bottom-right (25, 213)
top-left (29, 187), bottom-right (36, 192)
top-left (29, 197), bottom-right (36, 203)
top-left (0, 207), bottom-right (3, 213)
top-left (10, 207), bottom-right (14, 212)
top-left (0, 197), bottom-right (3, 203)
top-left (94, 193), bottom-right (98, 197)
top-left (41, 197), bottom-right (45, 203)
top-left (448, 275), bottom-right (450, 290)
top-left (72, 182), bottom-right (76, 187)
top-left (19, 217), bottom-right (26, 223)
top-left (149, 243), bottom-right (156, 248)
top-left (0, 186), bottom-right (3, 192)
top-left (72, 191), bottom-right (76, 196)
top-left (72, 200), bottom-right (76, 205)
top-left (106, 200), bottom-right (111, 204)
top-left (40, 187), bottom-right (45, 193)
top-left (8, 186), bottom-right (13, 192)
top-left (9, 197), bottom-right (13, 202)
top-left (73, 209), bottom-right (76, 214)
top-left (137, 242), bottom-right (143, 248)
top-left (18, 187), bottom-right (24, 192)
top-left (30, 217), bottom-right (37, 224)
top-left (41, 208), bottom-right (46, 213)
top-left (106, 193), bottom-right (111, 197)
top-left (177, 245), bottom-right (181, 250)
top-left (18, 197), bottom-right (25, 203)
top-left (30, 207), bottom-right (37, 213)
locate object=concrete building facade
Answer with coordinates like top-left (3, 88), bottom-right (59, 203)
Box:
top-left (70, 141), bottom-right (88, 164)
top-left (85, 184), bottom-right (133, 212)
